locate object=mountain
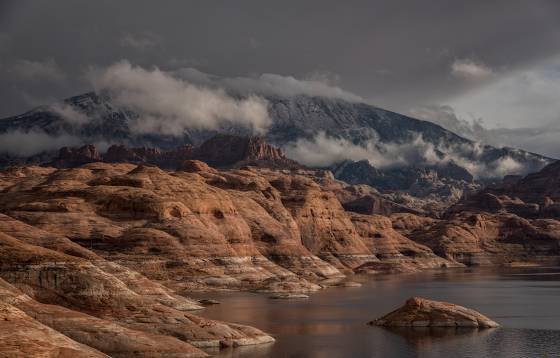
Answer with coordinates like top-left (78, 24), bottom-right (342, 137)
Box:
top-left (331, 159), bottom-right (481, 214)
top-left (0, 92), bottom-right (551, 166)
top-left (0, 92), bottom-right (553, 213)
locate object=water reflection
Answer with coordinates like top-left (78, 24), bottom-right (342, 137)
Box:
top-left (381, 326), bottom-right (495, 348)
top-left (192, 267), bottom-right (560, 358)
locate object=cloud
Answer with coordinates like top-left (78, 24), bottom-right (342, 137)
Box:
top-left (449, 55), bottom-right (560, 129)
top-left (284, 132), bottom-right (448, 169)
top-left (8, 58), bottom-right (65, 82)
top-left (451, 59), bottom-right (493, 80)
top-left (283, 132), bottom-right (388, 168)
top-left (0, 33), bottom-right (10, 54)
top-left (411, 104), bottom-right (560, 159)
top-left (89, 60), bottom-right (271, 136)
top-left (47, 103), bottom-right (89, 125)
top-left (175, 68), bottom-right (364, 102)
top-left (410, 105), bottom-right (486, 141)
top-left (0, 129), bottom-right (82, 157)
top-left (283, 131), bottom-right (544, 179)
top-left (119, 32), bottom-right (160, 51)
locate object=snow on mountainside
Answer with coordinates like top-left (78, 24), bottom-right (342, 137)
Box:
top-left (0, 91), bottom-right (552, 179)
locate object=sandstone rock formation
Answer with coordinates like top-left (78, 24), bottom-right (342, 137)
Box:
top-left (448, 160), bottom-right (560, 219)
top-left (0, 204), bottom-right (275, 355)
top-left (2, 156), bottom-right (559, 356)
top-left (53, 144), bottom-right (103, 168)
top-left (0, 300), bottom-right (108, 358)
top-left (0, 277), bottom-right (207, 358)
top-left (371, 297), bottom-right (499, 328)
top-left (0, 162), bottom-right (454, 294)
top-left (191, 134), bottom-right (300, 169)
top-left (392, 211), bottom-right (560, 266)
top-left (48, 134), bottom-right (301, 170)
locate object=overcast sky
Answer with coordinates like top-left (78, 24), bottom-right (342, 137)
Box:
top-left (1, 0), bottom-right (560, 155)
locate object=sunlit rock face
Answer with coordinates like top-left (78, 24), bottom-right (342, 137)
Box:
top-left (1, 155), bottom-right (560, 355)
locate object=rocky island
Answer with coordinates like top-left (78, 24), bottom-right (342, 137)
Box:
top-left (370, 297), bottom-right (499, 328)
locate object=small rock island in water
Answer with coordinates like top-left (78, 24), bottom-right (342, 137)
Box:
top-left (370, 297), bottom-right (500, 328)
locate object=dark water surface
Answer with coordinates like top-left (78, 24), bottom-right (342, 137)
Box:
top-left (192, 267), bottom-right (560, 358)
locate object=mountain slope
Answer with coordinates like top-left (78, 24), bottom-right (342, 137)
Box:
top-left (0, 92), bottom-right (552, 179)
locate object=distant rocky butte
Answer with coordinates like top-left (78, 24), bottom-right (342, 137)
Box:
top-left (448, 160), bottom-right (560, 219)
top-left (50, 134), bottom-right (302, 170)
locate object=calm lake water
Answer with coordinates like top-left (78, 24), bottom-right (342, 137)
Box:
top-left (192, 267), bottom-right (560, 358)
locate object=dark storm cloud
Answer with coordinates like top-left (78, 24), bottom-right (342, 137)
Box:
top-left (0, 0), bottom-right (559, 131)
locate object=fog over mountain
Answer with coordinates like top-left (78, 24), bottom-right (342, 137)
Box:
top-left (1, 1), bottom-right (560, 157)
top-left (0, 62), bottom-right (551, 184)
top-left (1, 1), bottom-right (559, 171)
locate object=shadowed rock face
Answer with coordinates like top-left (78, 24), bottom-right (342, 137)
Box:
top-left (371, 297), bottom-right (499, 328)
top-left (448, 160), bottom-right (560, 219)
top-left (48, 135), bottom-right (302, 171)
top-left (192, 135), bottom-right (298, 168)
top-left (331, 159), bottom-right (481, 215)
top-left (393, 212), bottom-right (560, 266)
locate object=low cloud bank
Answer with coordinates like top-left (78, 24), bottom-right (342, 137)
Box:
top-left (283, 131), bottom-right (544, 179)
top-left (47, 103), bottom-right (89, 125)
top-left (411, 105), bottom-right (560, 159)
top-left (90, 61), bottom-right (271, 136)
top-left (0, 129), bottom-right (82, 157)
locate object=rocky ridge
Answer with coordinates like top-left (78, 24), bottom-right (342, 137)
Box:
top-left (448, 160), bottom-right (560, 219)
top-left (50, 134), bottom-right (301, 170)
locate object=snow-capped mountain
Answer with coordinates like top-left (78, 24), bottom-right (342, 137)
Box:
top-left (0, 91), bottom-right (552, 178)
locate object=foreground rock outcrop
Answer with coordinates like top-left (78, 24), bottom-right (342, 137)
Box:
top-left (1, 157), bottom-right (559, 356)
top-left (0, 301), bottom-right (108, 358)
top-left (370, 297), bottom-right (499, 328)
top-left (0, 162), bottom-right (451, 295)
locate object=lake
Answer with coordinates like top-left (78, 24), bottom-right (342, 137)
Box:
top-left (192, 267), bottom-right (560, 358)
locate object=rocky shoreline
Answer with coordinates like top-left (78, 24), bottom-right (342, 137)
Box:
top-left (1, 158), bottom-right (560, 356)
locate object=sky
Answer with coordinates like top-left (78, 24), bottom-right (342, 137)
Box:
top-left (1, 0), bottom-right (560, 156)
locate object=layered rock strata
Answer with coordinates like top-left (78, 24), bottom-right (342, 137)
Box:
top-left (370, 297), bottom-right (499, 328)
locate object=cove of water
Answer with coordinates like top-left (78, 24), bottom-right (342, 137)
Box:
top-left (192, 267), bottom-right (560, 357)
